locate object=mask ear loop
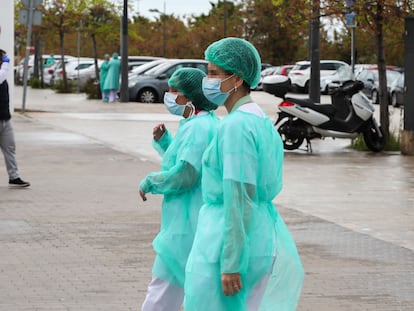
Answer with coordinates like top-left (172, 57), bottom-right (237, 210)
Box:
top-left (233, 76), bottom-right (245, 94)
top-left (186, 102), bottom-right (195, 116)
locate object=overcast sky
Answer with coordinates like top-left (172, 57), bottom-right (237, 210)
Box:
top-left (113, 0), bottom-right (214, 19)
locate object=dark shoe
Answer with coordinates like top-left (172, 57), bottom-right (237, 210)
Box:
top-left (9, 178), bottom-right (30, 188)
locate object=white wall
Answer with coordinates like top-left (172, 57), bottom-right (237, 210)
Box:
top-left (0, 1), bottom-right (15, 110)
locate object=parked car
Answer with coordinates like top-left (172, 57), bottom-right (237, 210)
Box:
top-left (15, 54), bottom-right (74, 83)
top-left (128, 59), bottom-right (208, 103)
top-left (288, 60), bottom-right (349, 93)
top-left (256, 65), bottom-right (293, 90)
top-left (320, 64), bottom-right (354, 94)
top-left (124, 59), bottom-right (167, 87)
top-left (43, 61), bottom-right (60, 86)
top-left (261, 63), bottom-right (273, 71)
top-left (125, 55), bottom-right (164, 64)
top-left (356, 68), bottom-right (401, 104)
top-left (54, 58), bottom-right (102, 88)
top-left (128, 59), bottom-right (168, 81)
top-left (389, 73), bottom-right (404, 107)
top-left (122, 56), bottom-right (165, 72)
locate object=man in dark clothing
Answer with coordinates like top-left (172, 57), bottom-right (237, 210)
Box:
top-left (0, 49), bottom-right (30, 188)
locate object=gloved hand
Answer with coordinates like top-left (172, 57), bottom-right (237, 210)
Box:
top-left (1, 54), bottom-right (10, 63)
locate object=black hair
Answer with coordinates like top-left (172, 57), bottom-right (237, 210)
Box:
top-left (224, 69), bottom-right (251, 92)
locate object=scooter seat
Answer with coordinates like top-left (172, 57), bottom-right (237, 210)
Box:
top-left (285, 97), bottom-right (336, 117)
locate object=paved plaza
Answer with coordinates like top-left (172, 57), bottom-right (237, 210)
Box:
top-left (0, 87), bottom-right (413, 310)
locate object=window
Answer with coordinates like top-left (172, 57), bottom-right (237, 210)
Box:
top-left (193, 63), bottom-right (208, 73)
top-left (320, 63), bottom-right (337, 70)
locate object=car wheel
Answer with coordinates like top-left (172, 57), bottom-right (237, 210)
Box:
top-left (138, 88), bottom-right (158, 103)
top-left (371, 90), bottom-right (378, 104)
top-left (391, 92), bottom-right (399, 107)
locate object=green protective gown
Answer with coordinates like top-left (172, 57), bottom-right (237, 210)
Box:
top-left (184, 99), bottom-right (304, 311)
top-left (103, 57), bottom-right (121, 91)
top-left (140, 111), bottom-right (219, 287)
top-left (99, 61), bottom-right (110, 93)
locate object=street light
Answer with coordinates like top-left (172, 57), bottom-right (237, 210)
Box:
top-left (149, 2), bottom-right (166, 57)
top-left (223, 0), bottom-right (227, 37)
top-left (120, 0), bottom-right (129, 102)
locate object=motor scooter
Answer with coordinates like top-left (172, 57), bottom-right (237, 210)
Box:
top-left (262, 75), bottom-right (385, 152)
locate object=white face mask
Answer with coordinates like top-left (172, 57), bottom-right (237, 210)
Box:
top-left (202, 75), bottom-right (235, 106)
top-left (163, 92), bottom-right (186, 116)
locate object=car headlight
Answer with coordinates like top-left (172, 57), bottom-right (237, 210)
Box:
top-left (128, 79), bottom-right (138, 88)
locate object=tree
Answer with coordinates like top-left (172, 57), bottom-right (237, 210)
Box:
top-left (351, 0), bottom-right (413, 140)
top-left (272, 0), bottom-right (414, 143)
top-left (42, 0), bottom-right (88, 91)
top-left (81, 0), bottom-right (119, 85)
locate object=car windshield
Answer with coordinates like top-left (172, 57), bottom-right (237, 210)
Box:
top-left (144, 61), bottom-right (175, 76)
top-left (386, 70), bottom-right (401, 84)
top-left (398, 74), bottom-right (405, 87)
top-left (131, 60), bottom-right (166, 75)
top-left (293, 63), bottom-right (310, 71)
top-left (261, 67), bottom-right (277, 76)
top-left (336, 65), bottom-right (353, 80)
top-left (369, 69), bottom-right (400, 84)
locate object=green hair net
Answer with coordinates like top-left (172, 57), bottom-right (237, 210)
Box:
top-left (112, 52), bottom-right (119, 59)
top-left (168, 68), bottom-right (218, 111)
top-left (205, 37), bottom-right (262, 89)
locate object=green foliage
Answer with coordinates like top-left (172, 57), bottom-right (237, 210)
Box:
top-left (13, 0), bottom-right (412, 81)
top-left (349, 132), bottom-right (401, 152)
top-left (83, 78), bottom-right (101, 99)
top-left (29, 78), bottom-right (41, 89)
top-left (52, 79), bottom-right (76, 94)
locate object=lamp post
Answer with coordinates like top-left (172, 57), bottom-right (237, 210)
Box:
top-left (223, 0), bottom-right (227, 37)
top-left (120, 0), bottom-right (129, 102)
top-left (149, 2), bottom-right (166, 57)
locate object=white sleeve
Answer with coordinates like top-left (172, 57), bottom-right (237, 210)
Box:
top-left (0, 62), bottom-right (10, 84)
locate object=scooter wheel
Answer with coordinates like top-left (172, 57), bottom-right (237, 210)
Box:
top-left (274, 115), bottom-right (305, 150)
top-left (363, 125), bottom-right (385, 152)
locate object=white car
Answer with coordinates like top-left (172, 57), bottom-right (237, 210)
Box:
top-left (288, 60), bottom-right (349, 93)
top-left (320, 64), bottom-right (354, 94)
top-left (54, 58), bottom-right (102, 88)
top-left (43, 56), bottom-right (75, 86)
top-left (15, 54), bottom-right (74, 83)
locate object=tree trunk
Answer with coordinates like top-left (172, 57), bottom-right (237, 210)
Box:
top-left (92, 34), bottom-right (100, 82)
top-left (92, 34), bottom-right (101, 98)
top-left (59, 30), bottom-right (68, 91)
top-left (376, 1), bottom-right (390, 140)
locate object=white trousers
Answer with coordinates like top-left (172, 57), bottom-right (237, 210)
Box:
top-left (248, 271), bottom-right (271, 310)
top-left (141, 277), bottom-right (184, 311)
top-left (108, 90), bottom-right (117, 102)
top-left (141, 273), bottom-right (270, 311)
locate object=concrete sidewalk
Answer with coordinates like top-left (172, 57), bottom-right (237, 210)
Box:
top-left (0, 86), bottom-right (413, 310)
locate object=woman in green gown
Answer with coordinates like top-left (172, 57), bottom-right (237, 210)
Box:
top-left (184, 37), bottom-right (304, 311)
top-left (139, 68), bottom-right (219, 311)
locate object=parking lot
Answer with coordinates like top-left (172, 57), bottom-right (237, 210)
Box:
top-left (0, 86), bottom-right (413, 310)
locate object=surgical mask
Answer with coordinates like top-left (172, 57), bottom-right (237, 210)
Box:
top-left (202, 75), bottom-right (235, 106)
top-left (164, 92), bottom-right (186, 116)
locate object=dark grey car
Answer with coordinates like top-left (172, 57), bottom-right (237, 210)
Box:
top-left (128, 59), bottom-right (208, 103)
